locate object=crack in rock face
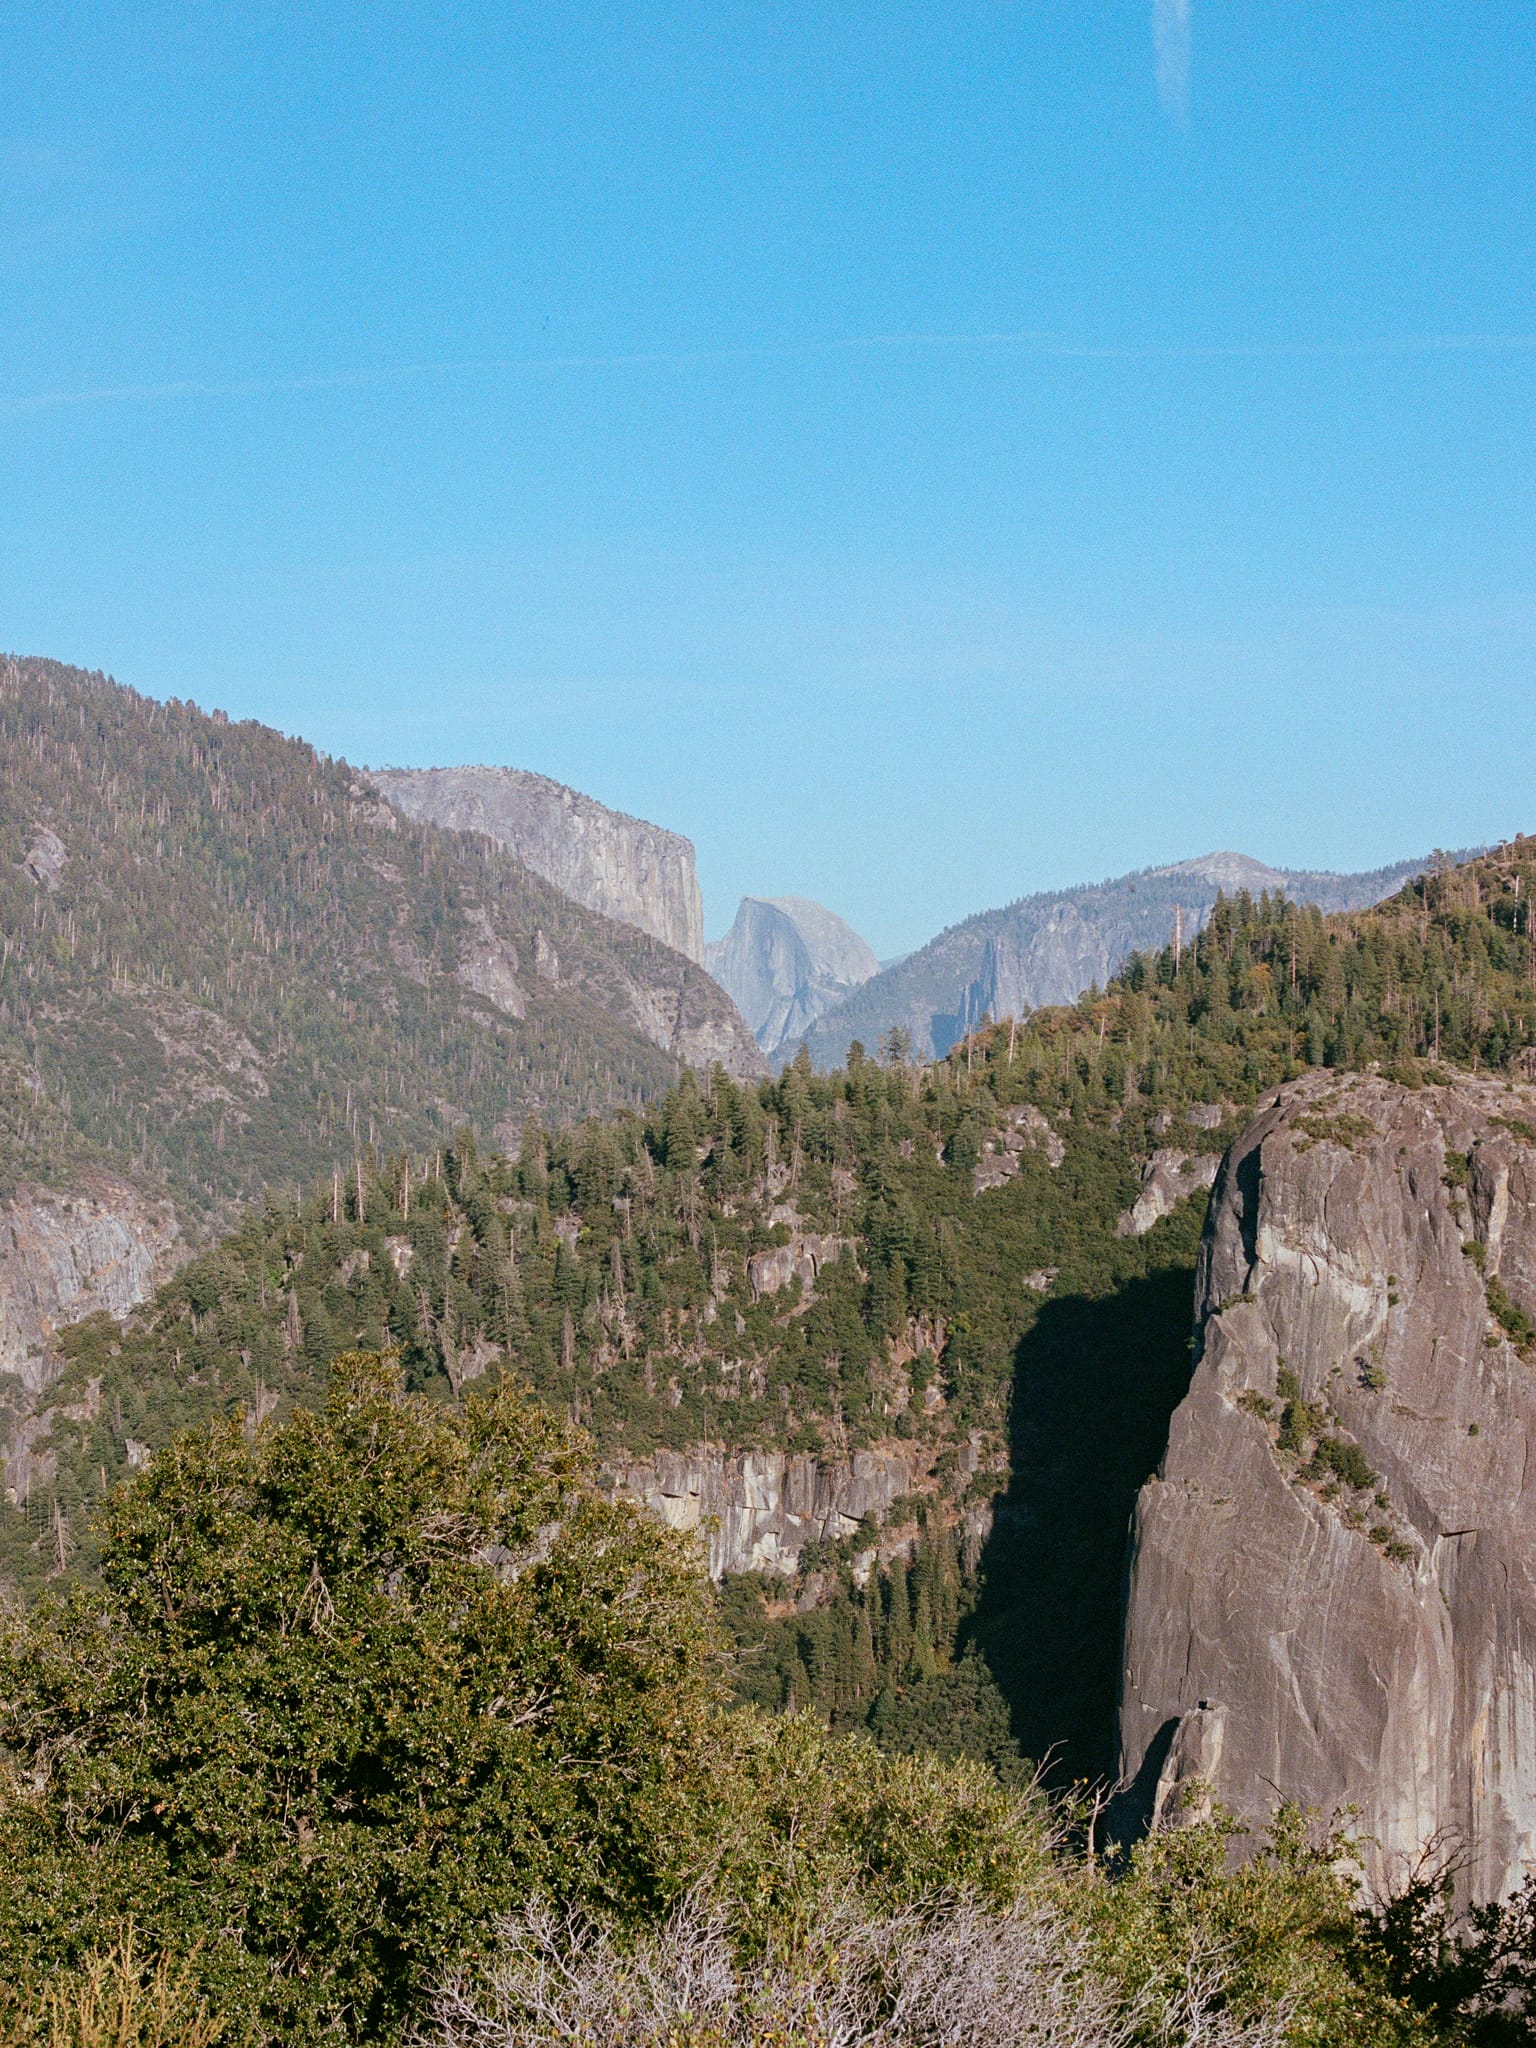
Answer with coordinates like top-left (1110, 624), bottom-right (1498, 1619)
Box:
top-left (1119, 1071), bottom-right (1536, 1902)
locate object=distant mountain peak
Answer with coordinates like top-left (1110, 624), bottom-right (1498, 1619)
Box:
top-left (706, 897), bottom-right (879, 1060)
top-left (1154, 851), bottom-right (1289, 889)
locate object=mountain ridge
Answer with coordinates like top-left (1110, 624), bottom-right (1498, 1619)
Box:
top-left (799, 846), bottom-right (1479, 1067)
top-left (0, 656), bottom-right (766, 1229)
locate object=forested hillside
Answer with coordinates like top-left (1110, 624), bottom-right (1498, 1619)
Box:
top-left (0, 657), bottom-right (758, 1228)
top-left (15, 839), bottom-right (1536, 1787)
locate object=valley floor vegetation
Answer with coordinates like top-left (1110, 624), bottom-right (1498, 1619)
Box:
top-left (2, 1356), bottom-right (1534, 2047)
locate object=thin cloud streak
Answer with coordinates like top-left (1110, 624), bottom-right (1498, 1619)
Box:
top-left (1154, 0), bottom-right (1191, 124)
top-left (7, 326), bottom-right (1536, 419)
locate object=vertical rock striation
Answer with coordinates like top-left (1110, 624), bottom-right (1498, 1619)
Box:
top-left (1120, 1071), bottom-right (1536, 1901)
top-left (374, 765), bottom-right (706, 964)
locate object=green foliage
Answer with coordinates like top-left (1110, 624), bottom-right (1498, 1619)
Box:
top-left (10, 1034), bottom-right (1191, 1588)
top-left (0, 1356), bottom-right (722, 2044)
top-left (5, 1367), bottom-right (1530, 2048)
top-left (1024, 844), bottom-right (1536, 1105)
top-left (800, 847), bottom-right (1459, 1069)
top-left (1486, 1276), bottom-right (1536, 1357)
top-left (18, 822), bottom-right (1536, 1827)
top-left (1298, 1112), bottom-right (1380, 1154)
top-left (1350, 1861), bottom-right (1536, 2046)
top-left (1089, 1807), bottom-right (1433, 2048)
top-left (705, 1709), bottom-right (1051, 1932)
top-left (1310, 1435), bottom-right (1378, 1493)
top-left (722, 1526), bottom-right (1032, 1785)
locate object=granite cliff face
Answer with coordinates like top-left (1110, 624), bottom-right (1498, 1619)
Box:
top-left (1120, 1071), bottom-right (1536, 1900)
top-left (803, 851), bottom-right (1459, 1068)
top-left (0, 1175), bottom-right (183, 1504)
top-left (601, 1442), bottom-right (928, 1578)
top-left (601, 1435), bottom-right (994, 1581)
top-left (375, 765), bottom-right (706, 964)
top-left (706, 896), bottom-right (879, 1060)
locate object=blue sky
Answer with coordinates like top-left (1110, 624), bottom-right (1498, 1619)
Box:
top-left (2, 3), bottom-right (1533, 955)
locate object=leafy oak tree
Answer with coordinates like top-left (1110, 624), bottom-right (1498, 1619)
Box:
top-left (0, 1355), bottom-right (723, 2044)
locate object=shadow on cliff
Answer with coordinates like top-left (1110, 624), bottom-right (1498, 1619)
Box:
top-left (965, 1259), bottom-right (1199, 1788)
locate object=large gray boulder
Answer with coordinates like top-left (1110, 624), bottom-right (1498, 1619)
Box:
top-left (1120, 1070), bottom-right (1536, 1901)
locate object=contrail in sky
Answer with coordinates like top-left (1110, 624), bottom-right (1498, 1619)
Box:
top-left (7, 328), bottom-right (1536, 419)
top-left (1154, 0), bottom-right (1192, 123)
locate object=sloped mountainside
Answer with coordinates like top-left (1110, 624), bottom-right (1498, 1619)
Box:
top-left (1122, 1070), bottom-right (1536, 1901)
top-left (6, 1029), bottom-right (1214, 1786)
top-left (802, 849), bottom-right (1453, 1068)
top-left (706, 895), bottom-right (879, 1059)
top-left (0, 657), bottom-right (765, 1496)
top-left (0, 658), bottom-right (762, 1220)
top-left (374, 764), bottom-right (706, 965)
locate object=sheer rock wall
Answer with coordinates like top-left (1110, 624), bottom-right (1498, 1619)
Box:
top-left (0, 1176), bottom-right (184, 1504)
top-left (705, 897), bottom-right (879, 1061)
top-left (601, 1443), bottom-right (929, 1579)
top-left (375, 765), bottom-right (705, 964)
top-left (1120, 1071), bottom-right (1536, 1901)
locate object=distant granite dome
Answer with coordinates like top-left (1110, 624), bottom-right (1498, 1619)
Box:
top-left (799, 848), bottom-right (1475, 1069)
top-left (374, 765), bottom-right (706, 965)
top-left (706, 896), bottom-right (879, 1061)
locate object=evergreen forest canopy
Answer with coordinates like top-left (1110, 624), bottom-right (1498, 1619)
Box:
top-left (797, 842), bottom-right (1473, 1068)
top-left (4, 1355), bottom-right (1535, 2048)
top-left (0, 656), bottom-right (747, 1226)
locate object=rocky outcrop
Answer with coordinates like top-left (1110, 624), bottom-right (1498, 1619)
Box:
top-left (1115, 1150), bottom-right (1220, 1237)
top-left (0, 1176), bottom-right (184, 1503)
top-left (746, 1233), bottom-right (855, 1302)
top-left (706, 897), bottom-right (879, 1060)
top-left (23, 827), bottom-right (67, 890)
top-left (1120, 1071), bottom-right (1536, 1901)
top-left (601, 1442), bottom-right (926, 1577)
top-left (605, 956), bottom-right (769, 1082)
top-left (801, 850), bottom-right (1462, 1068)
top-left (374, 765), bottom-right (705, 963)
top-left (973, 1104), bottom-right (1066, 1192)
